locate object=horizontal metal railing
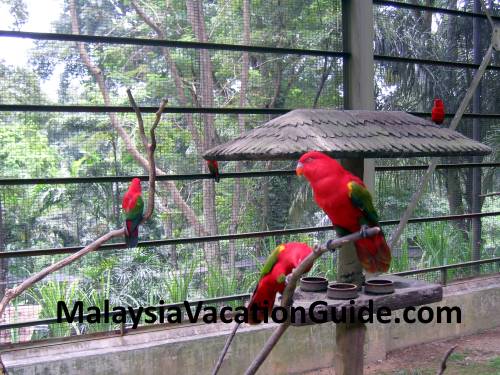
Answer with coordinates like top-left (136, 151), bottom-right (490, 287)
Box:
top-left (0, 293), bottom-right (251, 331)
top-left (0, 211), bottom-right (498, 258)
top-left (374, 54), bottom-right (500, 71)
top-left (1, 105), bottom-right (500, 119)
top-left (0, 163), bottom-right (498, 186)
top-left (374, 0), bottom-right (500, 21)
top-left (0, 30), bottom-right (347, 58)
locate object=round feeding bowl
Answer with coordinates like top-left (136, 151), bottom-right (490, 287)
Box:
top-left (300, 276), bottom-right (328, 292)
top-left (327, 283), bottom-right (358, 300)
top-left (365, 279), bottom-right (395, 294)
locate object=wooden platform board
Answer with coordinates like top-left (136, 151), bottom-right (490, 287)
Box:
top-left (282, 275), bottom-right (443, 326)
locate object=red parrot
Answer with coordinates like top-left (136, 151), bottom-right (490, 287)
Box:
top-left (296, 151), bottom-right (391, 273)
top-left (122, 178), bottom-right (144, 248)
top-left (206, 159), bottom-right (220, 182)
top-left (431, 98), bottom-right (445, 124)
top-left (247, 242), bottom-right (312, 324)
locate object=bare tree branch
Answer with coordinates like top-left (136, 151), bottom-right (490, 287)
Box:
top-left (130, 0), bottom-right (204, 154)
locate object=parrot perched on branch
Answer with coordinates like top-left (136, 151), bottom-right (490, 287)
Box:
top-left (431, 98), bottom-right (445, 124)
top-left (122, 177), bottom-right (144, 248)
top-left (206, 159), bottom-right (220, 182)
top-left (247, 242), bottom-right (312, 324)
top-left (296, 151), bottom-right (391, 273)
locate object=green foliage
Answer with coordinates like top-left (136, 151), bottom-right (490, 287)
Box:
top-left (163, 257), bottom-right (199, 303)
top-left (28, 280), bottom-right (80, 339)
top-left (415, 222), bottom-right (470, 269)
top-left (1, 0), bottom-right (498, 343)
top-left (389, 240), bottom-right (410, 273)
top-left (78, 270), bottom-right (115, 334)
top-left (205, 264), bottom-right (240, 301)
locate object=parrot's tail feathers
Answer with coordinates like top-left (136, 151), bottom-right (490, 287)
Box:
top-left (125, 220), bottom-right (140, 248)
top-left (215, 174), bottom-right (220, 183)
top-left (355, 232), bottom-right (392, 273)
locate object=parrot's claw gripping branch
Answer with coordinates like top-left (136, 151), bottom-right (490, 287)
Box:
top-left (0, 90), bottom-right (166, 375)
top-left (360, 225), bottom-right (370, 239)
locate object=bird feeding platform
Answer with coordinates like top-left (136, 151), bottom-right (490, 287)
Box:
top-left (287, 275), bottom-right (443, 326)
top-left (204, 108), bottom-right (490, 375)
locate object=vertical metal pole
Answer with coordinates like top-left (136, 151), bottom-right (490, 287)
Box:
top-left (440, 268), bottom-right (448, 286)
top-left (472, 0), bottom-right (483, 274)
top-left (336, 2), bottom-right (375, 375)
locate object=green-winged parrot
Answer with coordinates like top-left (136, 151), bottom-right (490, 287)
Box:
top-left (122, 177), bottom-right (144, 248)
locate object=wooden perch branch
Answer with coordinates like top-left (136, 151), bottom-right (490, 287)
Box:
top-left (0, 90), bottom-right (164, 375)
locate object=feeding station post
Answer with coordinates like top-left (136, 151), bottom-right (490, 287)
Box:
top-left (338, 2), bottom-right (374, 374)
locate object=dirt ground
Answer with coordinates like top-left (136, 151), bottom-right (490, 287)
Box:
top-left (307, 326), bottom-right (500, 374)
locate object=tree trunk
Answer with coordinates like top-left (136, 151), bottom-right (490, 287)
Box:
top-left (186, 0), bottom-right (220, 265)
top-left (228, 0), bottom-right (250, 272)
top-left (0, 194), bottom-right (7, 300)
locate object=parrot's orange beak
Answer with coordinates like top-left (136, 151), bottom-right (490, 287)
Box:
top-left (295, 162), bottom-right (304, 176)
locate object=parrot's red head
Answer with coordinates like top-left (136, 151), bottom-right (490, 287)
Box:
top-left (130, 177), bottom-right (142, 192)
top-left (433, 98), bottom-right (444, 108)
top-left (296, 151), bottom-right (342, 182)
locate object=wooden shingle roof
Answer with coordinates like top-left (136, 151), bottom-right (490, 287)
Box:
top-left (203, 109), bottom-right (491, 160)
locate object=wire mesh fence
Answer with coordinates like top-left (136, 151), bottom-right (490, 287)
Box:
top-left (0, 0), bottom-right (498, 346)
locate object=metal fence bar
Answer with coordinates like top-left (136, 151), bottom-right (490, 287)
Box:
top-left (374, 162), bottom-right (500, 171)
top-left (408, 112), bottom-right (500, 119)
top-left (2, 105), bottom-right (500, 119)
top-left (374, 0), bottom-right (500, 21)
top-left (1, 211), bottom-right (498, 259)
top-left (0, 30), bottom-right (347, 58)
top-left (374, 54), bottom-right (500, 70)
top-left (394, 256), bottom-right (500, 276)
top-left (1, 163), bottom-right (497, 186)
top-left (0, 105), bottom-right (290, 115)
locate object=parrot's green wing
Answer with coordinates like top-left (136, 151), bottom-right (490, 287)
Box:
top-left (348, 181), bottom-right (379, 225)
top-left (126, 195), bottom-right (144, 220)
top-left (259, 244), bottom-right (286, 279)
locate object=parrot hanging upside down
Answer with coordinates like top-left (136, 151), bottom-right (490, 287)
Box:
top-left (122, 177), bottom-right (144, 248)
top-left (296, 151), bottom-right (391, 273)
top-left (431, 98), bottom-right (445, 125)
top-left (206, 159), bottom-right (220, 182)
top-left (247, 242), bottom-right (313, 324)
